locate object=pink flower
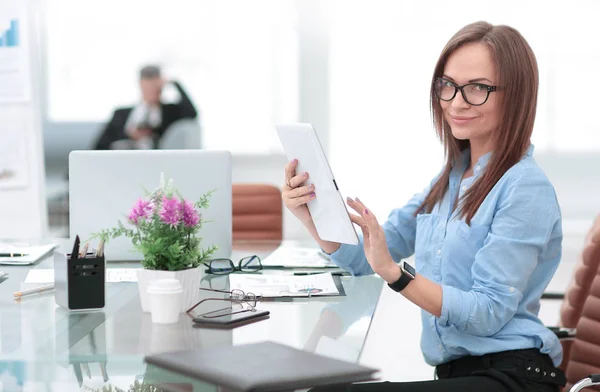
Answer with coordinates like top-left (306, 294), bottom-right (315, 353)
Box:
top-left (160, 196), bottom-right (182, 227)
top-left (181, 199), bottom-right (200, 228)
top-left (128, 198), bottom-right (154, 225)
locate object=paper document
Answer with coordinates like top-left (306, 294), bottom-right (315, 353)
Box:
top-left (24, 268), bottom-right (138, 284)
top-left (228, 273), bottom-right (340, 297)
top-left (0, 244), bottom-right (57, 265)
top-left (261, 246), bottom-right (336, 268)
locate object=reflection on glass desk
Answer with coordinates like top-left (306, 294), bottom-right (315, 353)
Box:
top-left (0, 241), bottom-right (383, 391)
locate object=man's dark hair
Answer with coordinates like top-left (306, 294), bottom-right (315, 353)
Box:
top-left (140, 65), bottom-right (161, 80)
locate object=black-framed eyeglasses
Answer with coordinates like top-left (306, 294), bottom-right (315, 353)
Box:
top-left (433, 77), bottom-right (498, 106)
top-left (203, 255), bottom-right (262, 275)
top-left (186, 288), bottom-right (262, 318)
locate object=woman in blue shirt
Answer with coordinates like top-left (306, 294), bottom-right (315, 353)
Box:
top-left (282, 21), bottom-right (566, 392)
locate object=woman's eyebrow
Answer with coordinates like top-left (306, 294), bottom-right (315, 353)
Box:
top-left (442, 74), bottom-right (493, 84)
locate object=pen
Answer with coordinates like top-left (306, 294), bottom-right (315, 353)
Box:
top-left (0, 252), bottom-right (29, 257)
top-left (293, 271), bottom-right (347, 276)
top-left (71, 235), bottom-right (80, 260)
top-left (14, 284), bottom-right (55, 298)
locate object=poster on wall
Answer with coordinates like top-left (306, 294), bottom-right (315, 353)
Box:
top-left (0, 1), bottom-right (31, 102)
top-left (0, 122), bottom-right (28, 189)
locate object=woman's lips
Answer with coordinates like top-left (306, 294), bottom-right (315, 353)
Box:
top-left (450, 115), bottom-right (477, 125)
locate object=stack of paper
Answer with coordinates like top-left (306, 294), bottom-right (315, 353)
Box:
top-left (228, 273), bottom-right (340, 298)
top-left (261, 246), bottom-right (336, 268)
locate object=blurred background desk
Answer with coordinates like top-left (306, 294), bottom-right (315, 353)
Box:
top-left (0, 240), bottom-right (383, 391)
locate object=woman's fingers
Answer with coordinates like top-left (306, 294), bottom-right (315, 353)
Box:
top-left (348, 212), bottom-right (367, 229)
top-left (351, 197), bottom-right (380, 229)
top-left (288, 184), bottom-right (314, 198)
top-left (284, 159), bottom-right (298, 187)
top-left (349, 213), bottom-right (370, 246)
top-left (347, 197), bottom-right (382, 243)
top-left (283, 159), bottom-right (309, 189)
top-left (289, 192), bottom-right (315, 207)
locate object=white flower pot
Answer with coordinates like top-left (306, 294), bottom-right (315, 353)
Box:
top-left (136, 267), bottom-right (203, 313)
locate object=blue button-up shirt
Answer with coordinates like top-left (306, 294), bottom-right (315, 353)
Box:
top-left (330, 145), bottom-right (563, 367)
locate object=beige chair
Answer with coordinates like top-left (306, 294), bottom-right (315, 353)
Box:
top-left (232, 184), bottom-right (283, 241)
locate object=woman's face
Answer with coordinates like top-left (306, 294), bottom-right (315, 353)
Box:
top-left (439, 42), bottom-right (501, 149)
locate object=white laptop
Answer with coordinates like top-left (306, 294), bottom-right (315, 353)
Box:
top-left (69, 150), bottom-right (232, 261)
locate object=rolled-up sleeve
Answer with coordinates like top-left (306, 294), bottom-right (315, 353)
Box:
top-left (331, 181), bottom-right (434, 276)
top-left (438, 171), bottom-right (561, 336)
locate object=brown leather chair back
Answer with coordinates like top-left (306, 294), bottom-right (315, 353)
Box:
top-left (232, 184), bottom-right (283, 241)
top-left (564, 262), bottom-right (600, 391)
top-left (560, 215), bottom-right (600, 370)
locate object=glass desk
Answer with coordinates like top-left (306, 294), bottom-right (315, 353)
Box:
top-left (0, 241), bottom-right (383, 391)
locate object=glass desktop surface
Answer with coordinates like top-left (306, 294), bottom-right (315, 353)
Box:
top-left (0, 240), bottom-right (383, 391)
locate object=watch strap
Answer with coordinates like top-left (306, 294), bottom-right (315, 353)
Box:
top-left (387, 261), bottom-right (415, 292)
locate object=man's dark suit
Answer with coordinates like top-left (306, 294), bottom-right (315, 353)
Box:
top-left (93, 81), bottom-right (198, 150)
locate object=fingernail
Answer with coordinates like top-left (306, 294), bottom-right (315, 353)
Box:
top-left (303, 172), bottom-right (308, 176)
top-left (365, 209), bottom-right (369, 215)
top-left (310, 192), bottom-right (316, 197)
top-left (356, 197), bottom-right (362, 203)
top-left (309, 184), bottom-right (315, 189)
top-left (290, 159), bottom-right (297, 163)
top-left (346, 197), bottom-right (352, 203)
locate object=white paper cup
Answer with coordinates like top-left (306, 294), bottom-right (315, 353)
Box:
top-left (148, 279), bottom-right (183, 324)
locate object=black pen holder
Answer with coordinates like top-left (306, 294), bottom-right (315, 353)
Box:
top-left (54, 250), bottom-right (106, 310)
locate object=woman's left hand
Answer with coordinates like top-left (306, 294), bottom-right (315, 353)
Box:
top-left (346, 197), bottom-right (399, 280)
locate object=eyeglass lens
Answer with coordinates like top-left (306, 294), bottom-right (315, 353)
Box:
top-left (434, 78), bottom-right (489, 105)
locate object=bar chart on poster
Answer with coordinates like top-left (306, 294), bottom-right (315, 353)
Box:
top-left (0, 2), bottom-right (30, 102)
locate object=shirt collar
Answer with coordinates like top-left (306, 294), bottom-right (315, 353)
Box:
top-left (458, 143), bottom-right (535, 176)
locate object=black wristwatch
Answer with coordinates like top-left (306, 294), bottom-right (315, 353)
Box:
top-left (387, 261), bottom-right (416, 292)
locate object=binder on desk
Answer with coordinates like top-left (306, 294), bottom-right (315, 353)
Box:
top-left (228, 273), bottom-right (346, 298)
top-left (144, 341), bottom-right (378, 392)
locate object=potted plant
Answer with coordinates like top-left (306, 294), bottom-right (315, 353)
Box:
top-left (93, 174), bottom-right (217, 313)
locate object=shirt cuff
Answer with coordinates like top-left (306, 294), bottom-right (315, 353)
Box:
top-left (439, 284), bottom-right (468, 327)
top-left (329, 243), bottom-right (359, 271)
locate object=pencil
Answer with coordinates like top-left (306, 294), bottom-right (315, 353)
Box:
top-left (79, 242), bottom-right (89, 258)
top-left (96, 240), bottom-right (105, 257)
top-left (14, 284), bottom-right (55, 298)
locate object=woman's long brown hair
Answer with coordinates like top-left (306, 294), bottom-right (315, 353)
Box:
top-left (417, 21), bottom-right (539, 225)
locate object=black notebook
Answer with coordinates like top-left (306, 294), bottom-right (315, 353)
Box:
top-left (144, 341), bottom-right (378, 392)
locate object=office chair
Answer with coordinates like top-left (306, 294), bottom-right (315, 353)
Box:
top-left (562, 262), bottom-right (600, 391)
top-left (158, 119), bottom-right (202, 149)
top-left (232, 184), bottom-right (283, 241)
top-left (544, 215), bottom-right (600, 391)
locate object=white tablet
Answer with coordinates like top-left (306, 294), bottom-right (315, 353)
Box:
top-left (275, 123), bottom-right (359, 245)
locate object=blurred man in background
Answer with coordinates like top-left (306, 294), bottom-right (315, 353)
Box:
top-left (93, 65), bottom-right (198, 150)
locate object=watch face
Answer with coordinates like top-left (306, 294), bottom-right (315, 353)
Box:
top-left (402, 262), bottom-right (416, 278)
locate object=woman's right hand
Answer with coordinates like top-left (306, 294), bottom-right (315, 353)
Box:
top-left (282, 159), bottom-right (316, 224)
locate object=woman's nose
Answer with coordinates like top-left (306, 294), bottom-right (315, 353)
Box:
top-left (451, 90), bottom-right (471, 110)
